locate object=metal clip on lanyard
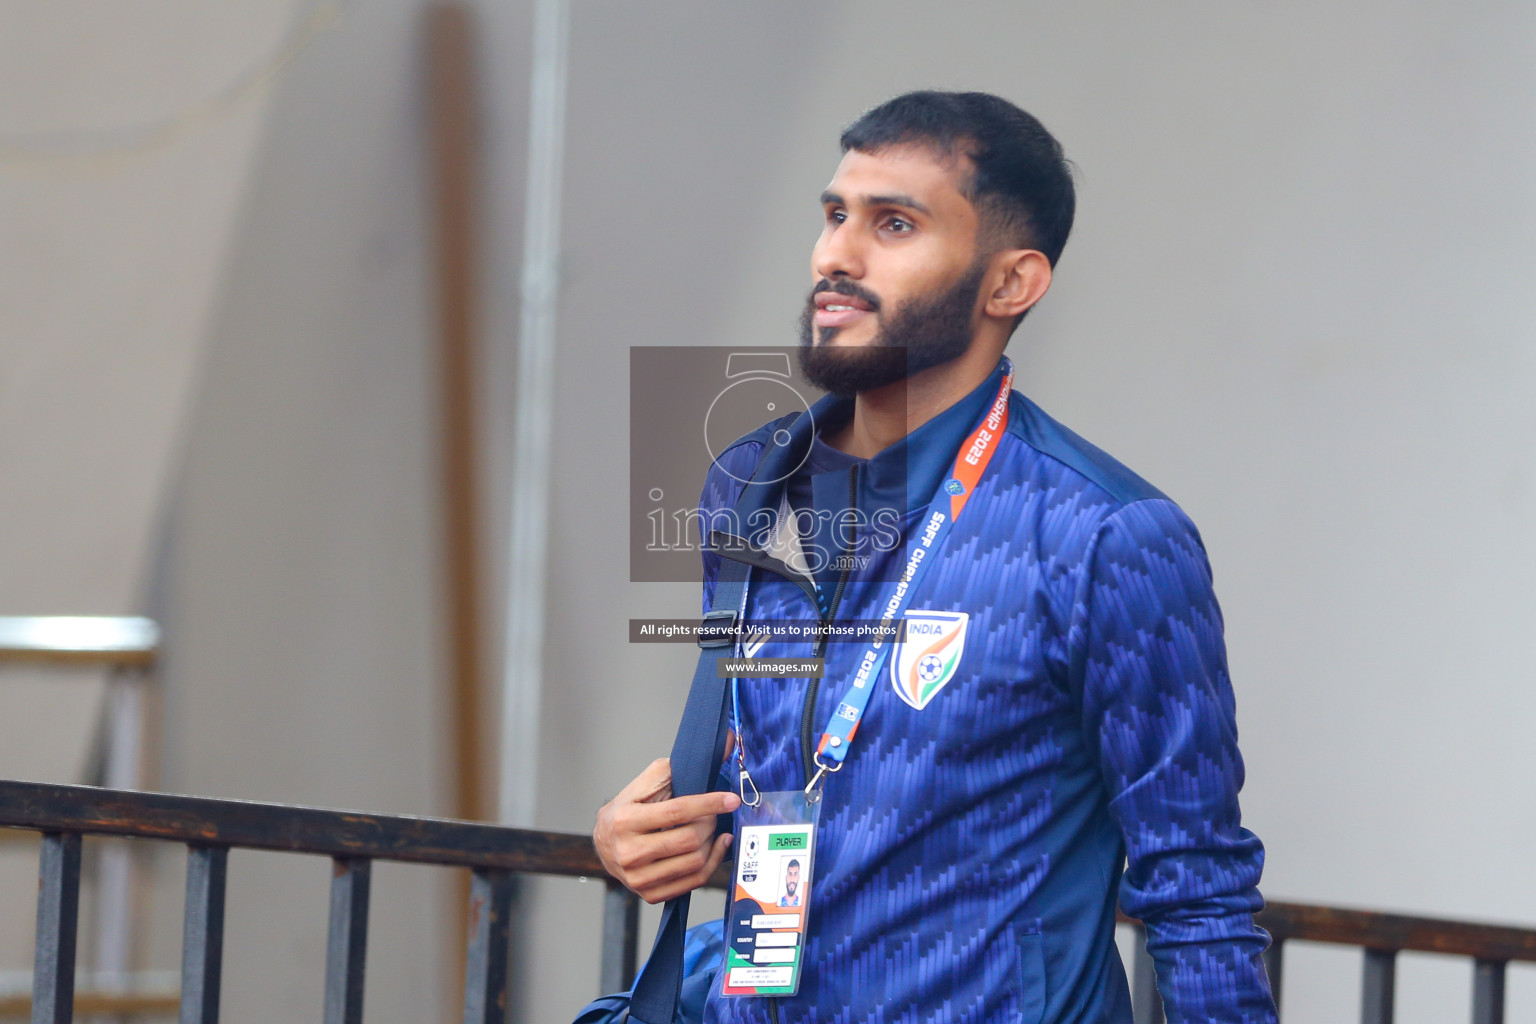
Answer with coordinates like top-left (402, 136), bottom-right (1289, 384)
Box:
top-left (804, 757), bottom-right (842, 803)
top-left (730, 676), bottom-right (762, 807)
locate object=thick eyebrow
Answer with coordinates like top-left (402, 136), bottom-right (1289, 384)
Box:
top-left (820, 190), bottom-right (932, 217)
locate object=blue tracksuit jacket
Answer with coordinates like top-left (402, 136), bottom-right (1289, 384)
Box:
top-left (697, 360), bottom-right (1277, 1024)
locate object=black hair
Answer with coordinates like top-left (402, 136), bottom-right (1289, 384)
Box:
top-left (787, 859), bottom-right (800, 869)
top-left (840, 91), bottom-right (1075, 267)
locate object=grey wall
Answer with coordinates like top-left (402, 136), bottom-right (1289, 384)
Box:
top-left (150, 1), bottom-right (452, 1019)
top-left (2, 0), bottom-right (531, 1019)
top-left (0, 0), bottom-right (307, 1000)
top-left (1, 2), bottom-right (1533, 1022)
top-left (526, 2), bottom-right (1536, 1021)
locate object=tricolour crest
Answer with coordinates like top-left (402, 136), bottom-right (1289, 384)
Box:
top-left (890, 610), bottom-right (969, 710)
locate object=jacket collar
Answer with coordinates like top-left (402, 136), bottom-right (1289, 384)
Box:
top-left (730, 358), bottom-right (1008, 523)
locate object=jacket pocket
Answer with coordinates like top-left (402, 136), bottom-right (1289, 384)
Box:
top-left (1016, 928), bottom-right (1047, 1024)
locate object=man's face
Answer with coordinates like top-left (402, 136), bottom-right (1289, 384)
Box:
top-left (799, 144), bottom-right (988, 396)
top-left (785, 864), bottom-right (800, 895)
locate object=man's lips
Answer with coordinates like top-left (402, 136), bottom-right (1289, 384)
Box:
top-left (813, 290), bottom-right (875, 329)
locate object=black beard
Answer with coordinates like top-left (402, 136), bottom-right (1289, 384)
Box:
top-left (797, 259), bottom-right (987, 397)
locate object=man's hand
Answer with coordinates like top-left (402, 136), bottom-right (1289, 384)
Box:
top-left (594, 758), bottom-right (741, 904)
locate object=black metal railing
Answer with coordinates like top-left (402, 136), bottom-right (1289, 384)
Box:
top-left (2, 779), bottom-right (1533, 1023)
top-left (0, 779), bottom-right (640, 1023)
top-left (1121, 896), bottom-right (1536, 1024)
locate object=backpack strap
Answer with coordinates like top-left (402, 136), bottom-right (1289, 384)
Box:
top-left (628, 552), bottom-right (748, 1023)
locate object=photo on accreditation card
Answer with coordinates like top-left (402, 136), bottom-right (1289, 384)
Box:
top-left (721, 821), bottom-right (814, 997)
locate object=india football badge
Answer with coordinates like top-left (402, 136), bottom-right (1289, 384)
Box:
top-left (891, 610), bottom-right (969, 710)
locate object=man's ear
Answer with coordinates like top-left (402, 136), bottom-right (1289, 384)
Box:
top-left (984, 249), bottom-right (1052, 321)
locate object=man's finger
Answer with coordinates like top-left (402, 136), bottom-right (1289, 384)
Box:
top-left (701, 831), bottom-right (734, 880)
top-left (612, 790), bottom-right (736, 837)
top-left (615, 758), bottom-right (672, 804)
top-left (642, 817), bottom-right (716, 862)
top-left (639, 833), bottom-right (736, 904)
top-left (627, 845), bottom-right (711, 896)
top-left (634, 791), bottom-right (740, 832)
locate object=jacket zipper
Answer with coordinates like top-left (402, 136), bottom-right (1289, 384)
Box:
top-left (778, 467), bottom-right (856, 1024)
top-left (711, 463), bottom-right (862, 786)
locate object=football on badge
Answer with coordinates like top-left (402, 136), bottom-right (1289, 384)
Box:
top-left (891, 610), bottom-right (969, 710)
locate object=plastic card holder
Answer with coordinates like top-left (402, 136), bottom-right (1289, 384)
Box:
top-left (719, 790), bottom-right (820, 997)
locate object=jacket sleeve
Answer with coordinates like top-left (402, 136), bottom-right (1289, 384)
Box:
top-left (1076, 498), bottom-right (1277, 1023)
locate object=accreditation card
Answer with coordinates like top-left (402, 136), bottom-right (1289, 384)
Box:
top-left (719, 790), bottom-right (819, 997)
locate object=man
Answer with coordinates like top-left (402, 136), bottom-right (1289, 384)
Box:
top-left (596, 91), bottom-right (1277, 1023)
top-left (778, 860), bottom-right (803, 908)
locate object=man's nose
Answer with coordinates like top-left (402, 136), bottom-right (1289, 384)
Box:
top-left (813, 224), bottom-right (865, 280)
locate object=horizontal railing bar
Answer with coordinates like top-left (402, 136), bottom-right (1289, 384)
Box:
top-left (0, 617), bottom-right (159, 665)
top-left (0, 649), bottom-right (155, 668)
top-left (1117, 901), bottom-right (1536, 964)
top-left (0, 993), bottom-right (180, 1017)
top-left (0, 780), bottom-right (605, 875)
top-left (0, 970), bottom-right (180, 996)
top-left (6, 780), bottom-right (1532, 965)
top-left (1259, 903), bottom-right (1536, 964)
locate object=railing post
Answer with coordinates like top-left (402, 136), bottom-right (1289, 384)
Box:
top-left (32, 832), bottom-right (83, 1024)
top-left (1472, 958), bottom-right (1505, 1024)
top-left (600, 881), bottom-right (640, 994)
top-left (1130, 925), bottom-right (1164, 1024)
top-left (1263, 938), bottom-right (1284, 1016)
top-left (180, 845), bottom-right (229, 1024)
top-left (1361, 948), bottom-right (1396, 1024)
top-left (324, 857), bottom-right (372, 1024)
top-left (94, 665), bottom-right (148, 987)
top-left (463, 868), bottom-right (513, 1024)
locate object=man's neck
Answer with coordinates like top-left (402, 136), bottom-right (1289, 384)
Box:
top-left (822, 344), bottom-right (1003, 460)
